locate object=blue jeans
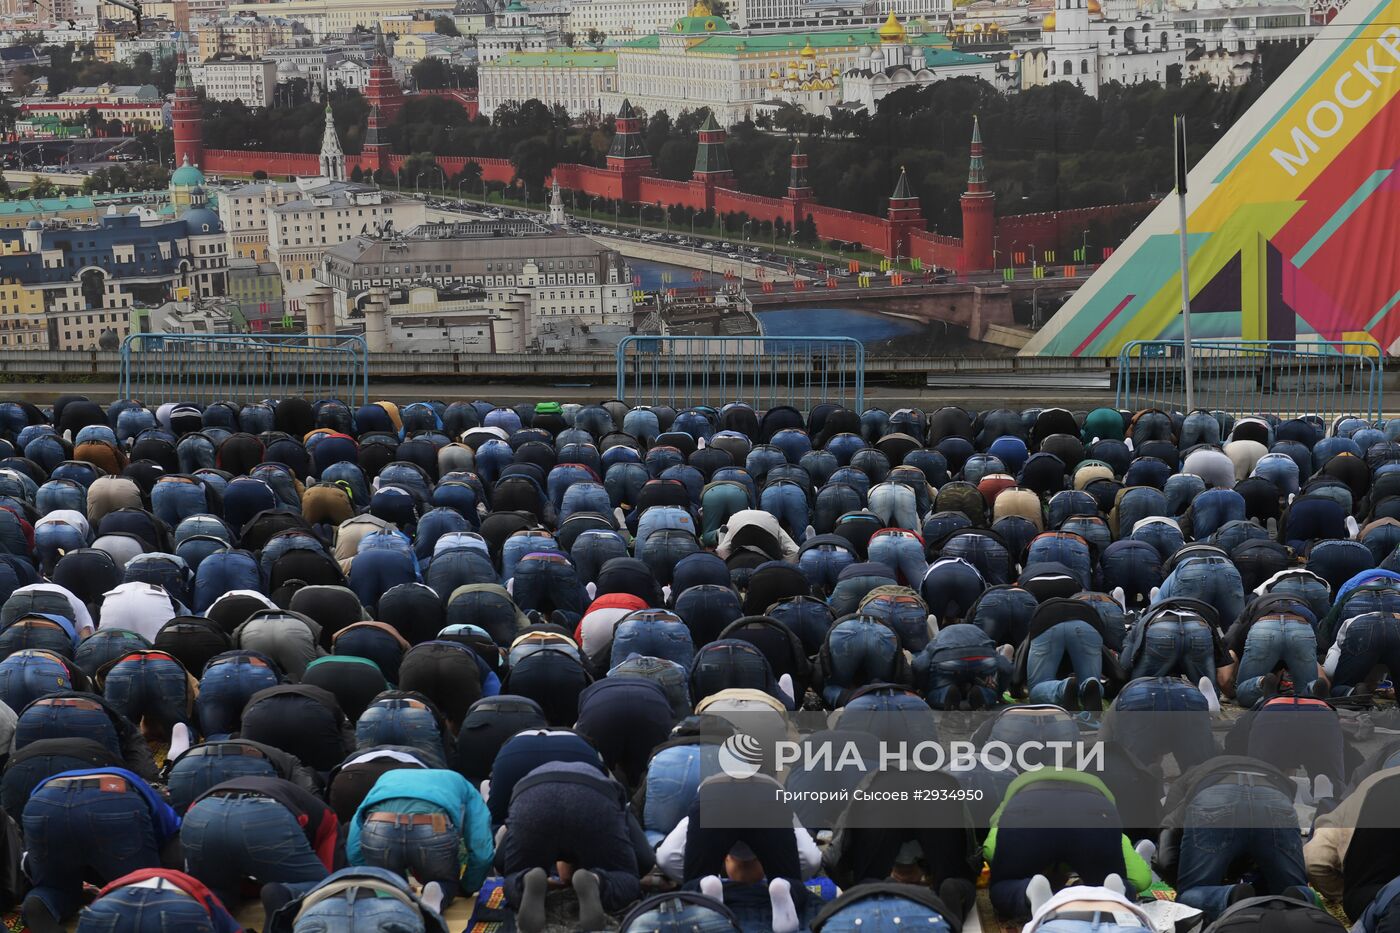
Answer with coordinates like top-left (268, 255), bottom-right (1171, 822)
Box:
top-left (511, 557), bottom-right (587, 621)
top-left (1026, 535), bottom-right (1093, 590)
top-left (868, 530), bottom-right (928, 589)
top-left (196, 654), bottom-right (281, 737)
top-left (16, 703), bottom-right (121, 758)
top-left (1330, 612), bottom-right (1400, 691)
top-left (102, 654), bottom-right (190, 730)
top-left (798, 542), bottom-right (856, 593)
top-left (761, 482), bottom-right (809, 543)
top-left (868, 483), bottom-right (919, 532)
top-left (969, 587), bottom-right (1038, 646)
top-left (1111, 677), bottom-right (1214, 771)
top-left (0, 652), bottom-right (74, 713)
top-left (1132, 618), bottom-right (1216, 685)
top-left (1156, 557), bottom-right (1244, 629)
top-left (570, 530), bottom-right (629, 584)
top-left (639, 530), bottom-right (701, 586)
top-left (611, 614), bottom-right (694, 669)
top-left (77, 884), bottom-right (224, 933)
top-left (635, 507), bottom-right (697, 556)
top-left (818, 895), bottom-right (954, 932)
top-left (290, 887), bottom-right (429, 932)
top-left (356, 812), bottom-right (462, 903)
top-left (180, 794), bottom-right (330, 908)
top-left (23, 781), bottom-right (162, 922)
top-left (560, 483), bottom-right (612, 523)
top-left (355, 700), bottom-right (447, 767)
top-left (642, 744), bottom-right (714, 846)
top-left (1027, 620), bottom-right (1103, 706)
top-left (822, 618), bottom-right (902, 707)
top-left (548, 464), bottom-right (597, 510)
top-left (1131, 522), bottom-right (1184, 563)
top-left (152, 479), bottom-right (209, 529)
top-left (925, 655), bottom-right (1009, 707)
top-left (501, 534), bottom-right (561, 584)
top-left (1235, 617), bottom-right (1320, 707)
top-left (1175, 782), bottom-right (1306, 922)
top-left (622, 896), bottom-right (742, 933)
top-left (166, 748), bottom-right (279, 813)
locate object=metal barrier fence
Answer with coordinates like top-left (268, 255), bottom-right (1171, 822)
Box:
top-left (1116, 339), bottom-right (1383, 420)
top-left (616, 335), bottom-right (865, 411)
top-left (120, 334), bottom-right (369, 406)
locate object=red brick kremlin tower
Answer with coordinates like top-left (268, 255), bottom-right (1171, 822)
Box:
top-left (172, 46), bottom-right (202, 170)
top-left (960, 115), bottom-right (996, 272)
top-left (606, 99), bottom-right (651, 202)
top-left (363, 26), bottom-right (406, 125)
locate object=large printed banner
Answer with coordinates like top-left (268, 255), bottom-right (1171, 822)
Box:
top-left (1023, 0), bottom-right (1400, 356)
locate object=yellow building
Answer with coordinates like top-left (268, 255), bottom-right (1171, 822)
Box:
top-left (194, 14), bottom-right (305, 62)
top-left (0, 258), bottom-right (46, 350)
top-left (392, 33), bottom-right (455, 61)
top-left (225, 0), bottom-right (456, 40)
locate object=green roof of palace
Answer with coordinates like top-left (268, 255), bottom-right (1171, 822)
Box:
top-left (497, 49), bottom-right (617, 67)
top-left (685, 28), bottom-right (953, 53)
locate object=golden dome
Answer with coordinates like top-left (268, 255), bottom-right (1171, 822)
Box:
top-left (971, 21), bottom-right (984, 30)
top-left (878, 10), bottom-right (907, 42)
top-left (1009, 49), bottom-right (1020, 59)
top-left (800, 39), bottom-right (816, 57)
top-left (689, 0), bottom-right (713, 15)
top-left (1087, 0), bottom-right (1102, 13)
top-left (1041, 11), bottom-right (1055, 30)
top-left (951, 23), bottom-right (965, 33)
top-left (770, 69), bottom-right (780, 77)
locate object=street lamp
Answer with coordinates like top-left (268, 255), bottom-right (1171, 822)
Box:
top-left (1081, 228), bottom-right (1090, 264)
top-left (742, 220), bottom-right (752, 242)
top-left (415, 171), bottom-right (425, 194)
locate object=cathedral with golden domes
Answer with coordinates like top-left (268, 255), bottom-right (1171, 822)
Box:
top-left (1014, 0), bottom-right (1186, 97)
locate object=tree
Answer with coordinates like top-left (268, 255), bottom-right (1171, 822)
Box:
top-left (25, 178), bottom-right (56, 199)
top-left (434, 15), bottom-right (460, 36)
top-left (82, 162), bottom-right (170, 193)
top-left (586, 28), bottom-right (606, 46)
top-left (411, 58), bottom-right (474, 90)
top-left (399, 151), bottom-right (443, 190)
top-left (510, 136), bottom-right (555, 191)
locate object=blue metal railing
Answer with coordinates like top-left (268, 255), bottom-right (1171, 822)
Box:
top-left (120, 333), bottom-right (369, 406)
top-left (616, 335), bottom-right (865, 411)
top-left (1116, 339), bottom-right (1383, 420)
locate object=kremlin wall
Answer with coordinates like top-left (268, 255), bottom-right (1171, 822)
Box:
top-left (173, 27), bottom-right (1153, 272)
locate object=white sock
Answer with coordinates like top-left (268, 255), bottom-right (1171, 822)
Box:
top-left (1314, 774), bottom-right (1334, 800)
top-left (1103, 873), bottom-right (1126, 896)
top-left (1135, 840), bottom-right (1157, 865)
top-left (1198, 676), bottom-right (1221, 712)
top-left (1026, 874), bottom-right (1054, 914)
top-left (700, 874), bottom-right (724, 905)
top-left (168, 723), bottom-right (192, 759)
top-left (421, 881), bottom-right (445, 913)
top-left (768, 878), bottom-right (800, 933)
top-left (778, 673), bottom-right (795, 706)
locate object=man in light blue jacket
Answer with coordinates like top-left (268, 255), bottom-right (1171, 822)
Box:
top-left (346, 768), bottom-right (494, 912)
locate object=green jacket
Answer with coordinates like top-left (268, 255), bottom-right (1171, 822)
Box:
top-left (983, 769), bottom-right (1152, 893)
